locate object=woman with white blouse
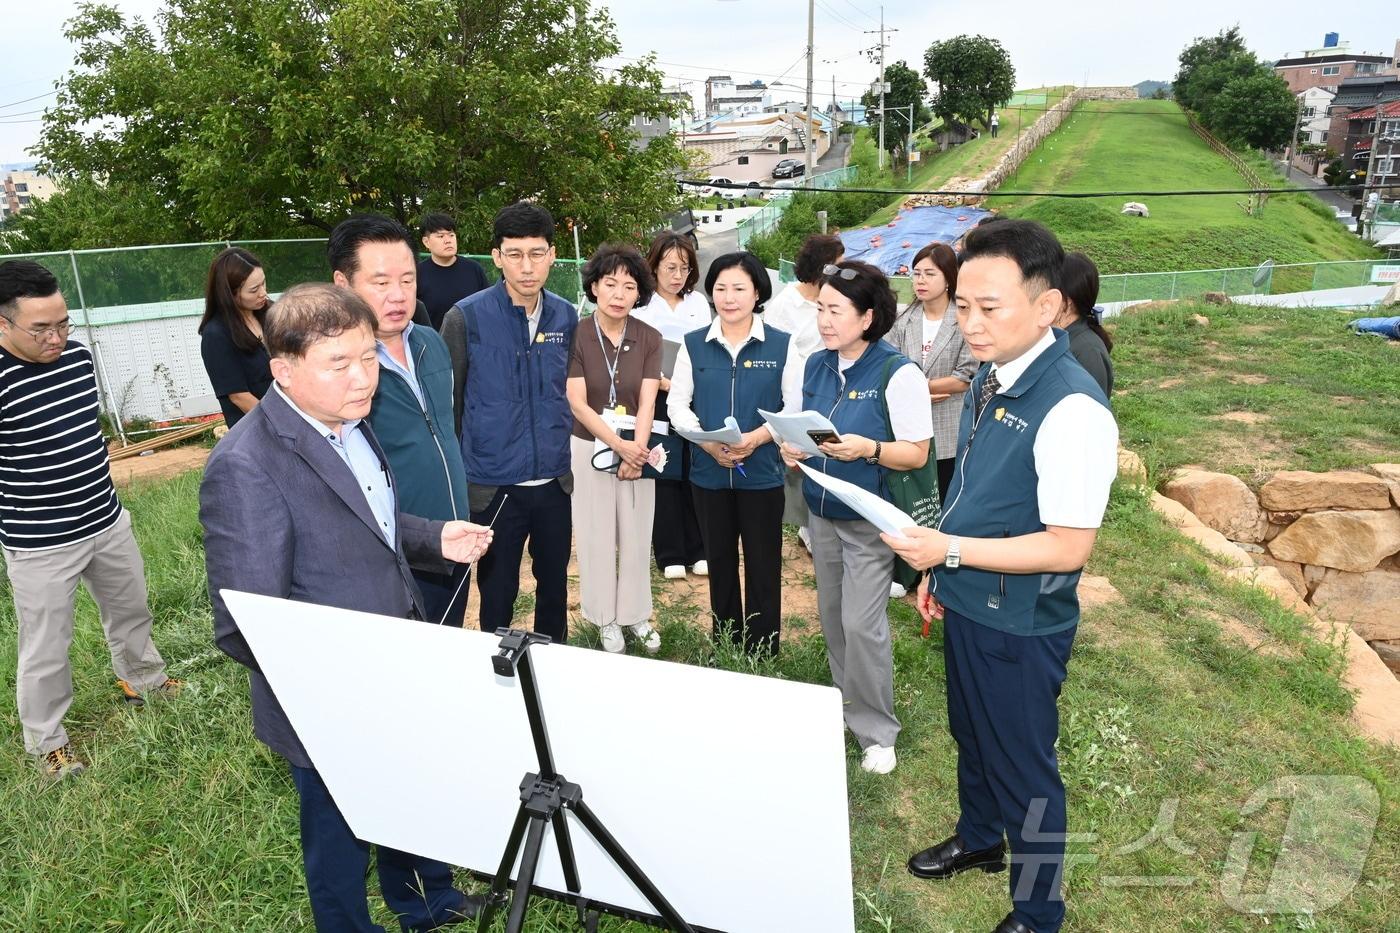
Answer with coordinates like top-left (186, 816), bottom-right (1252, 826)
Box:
top-left (780, 260), bottom-right (933, 774)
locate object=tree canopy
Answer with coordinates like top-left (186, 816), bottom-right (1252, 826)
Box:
top-left (860, 61), bottom-right (931, 154)
top-left (14, 0), bottom-right (687, 253)
top-left (922, 35), bottom-right (1015, 131)
top-left (1172, 26), bottom-right (1296, 151)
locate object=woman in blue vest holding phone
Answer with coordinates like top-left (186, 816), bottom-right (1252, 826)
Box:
top-left (780, 260), bottom-right (933, 774)
top-left (668, 252), bottom-right (803, 655)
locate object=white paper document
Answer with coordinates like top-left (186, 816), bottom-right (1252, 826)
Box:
top-left (220, 590), bottom-right (855, 933)
top-left (758, 408), bottom-right (838, 459)
top-left (675, 415), bottom-right (743, 445)
top-left (660, 338), bottom-right (682, 379)
top-left (798, 462), bottom-right (918, 538)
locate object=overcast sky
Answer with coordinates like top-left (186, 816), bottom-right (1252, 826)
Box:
top-left (3, 0), bottom-right (1398, 164)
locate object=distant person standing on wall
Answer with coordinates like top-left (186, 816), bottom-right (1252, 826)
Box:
top-left (416, 212), bottom-right (488, 330)
top-left (1, 260), bottom-right (179, 782)
top-left (762, 234), bottom-right (844, 555)
top-left (199, 247), bottom-right (273, 429)
top-left (631, 232), bottom-right (710, 581)
top-left (1053, 252), bottom-right (1114, 398)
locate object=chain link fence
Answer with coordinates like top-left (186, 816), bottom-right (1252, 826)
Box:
top-left (0, 239), bottom-right (585, 425)
top-left (735, 166), bottom-right (858, 249)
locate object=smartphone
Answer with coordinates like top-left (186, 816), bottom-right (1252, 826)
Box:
top-left (807, 429), bottom-right (842, 446)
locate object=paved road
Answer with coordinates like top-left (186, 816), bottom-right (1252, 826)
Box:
top-left (1277, 160), bottom-right (1356, 214)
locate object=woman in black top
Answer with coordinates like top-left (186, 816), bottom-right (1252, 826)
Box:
top-left (199, 247), bottom-right (273, 428)
top-left (1055, 251), bottom-right (1114, 398)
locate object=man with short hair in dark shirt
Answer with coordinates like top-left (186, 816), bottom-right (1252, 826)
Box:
top-left (416, 212), bottom-right (488, 330)
top-left (0, 260), bottom-right (179, 781)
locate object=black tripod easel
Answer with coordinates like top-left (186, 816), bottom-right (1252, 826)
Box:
top-left (477, 629), bottom-right (700, 933)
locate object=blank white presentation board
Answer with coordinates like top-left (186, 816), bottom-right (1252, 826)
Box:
top-left (222, 590), bottom-right (856, 933)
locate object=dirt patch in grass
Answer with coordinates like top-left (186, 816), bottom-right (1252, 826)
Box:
top-left (1227, 373), bottom-right (1269, 385)
top-left (1156, 378), bottom-right (1186, 389)
top-left (1210, 411), bottom-right (1270, 425)
top-left (1206, 610), bottom-right (1296, 659)
top-left (109, 445), bottom-right (212, 487)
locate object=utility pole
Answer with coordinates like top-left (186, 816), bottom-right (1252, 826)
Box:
top-left (864, 7), bottom-right (896, 170)
top-left (1362, 108), bottom-right (1387, 238)
top-left (804, 0), bottom-right (815, 179)
top-left (1286, 93), bottom-right (1305, 180)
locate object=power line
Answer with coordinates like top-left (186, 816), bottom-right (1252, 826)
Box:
top-left (676, 179), bottom-right (1359, 198)
top-left (832, 0), bottom-right (881, 24)
top-left (813, 0), bottom-right (865, 33)
top-left (614, 55), bottom-right (874, 91)
top-left (0, 90), bottom-right (56, 112)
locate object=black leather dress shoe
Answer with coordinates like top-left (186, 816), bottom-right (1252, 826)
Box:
top-left (437, 892), bottom-right (485, 926)
top-left (907, 833), bottom-right (1007, 879)
top-left (991, 912), bottom-right (1036, 933)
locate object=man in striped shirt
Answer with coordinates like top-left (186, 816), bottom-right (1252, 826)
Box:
top-left (0, 260), bottom-right (178, 781)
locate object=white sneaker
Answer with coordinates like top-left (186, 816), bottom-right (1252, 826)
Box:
top-left (663, 564), bottom-right (687, 580)
top-left (889, 581), bottom-right (907, 599)
top-left (690, 560), bottom-right (709, 576)
top-left (797, 526), bottom-right (812, 554)
top-left (599, 623), bottom-right (625, 654)
top-left (629, 622), bottom-right (662, 653)
top-left (860, 744), bottom-right (897, 774)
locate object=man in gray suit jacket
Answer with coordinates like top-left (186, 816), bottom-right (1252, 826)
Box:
top-left (200, 283), bottom-right (493, 933)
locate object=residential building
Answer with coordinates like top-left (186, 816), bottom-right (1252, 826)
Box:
top-left (1273, 34), bottom-right (1395, 94)
top-left (682, 112), bottom-right (829, 183)
top-left (704, 76), bottom-right (770, 118)
top-left (1326, 75), bottom-right (1400, 157)
top-left (1343, 100), bottom-right (1400, 195)
top-left (1297, 87), bottom-right (1337, 147)
top-left (1, 170), bottom-right (59, 220)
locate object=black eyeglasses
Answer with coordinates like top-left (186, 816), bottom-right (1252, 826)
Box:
top-left (821, 264), bottom-right (859, 281)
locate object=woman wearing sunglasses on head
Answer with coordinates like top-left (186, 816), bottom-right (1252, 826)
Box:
top-left (780, 260), bottom-right (933, 775)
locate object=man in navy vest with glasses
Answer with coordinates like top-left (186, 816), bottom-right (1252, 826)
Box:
top-left (883, 220), bottom-right (1118, 933)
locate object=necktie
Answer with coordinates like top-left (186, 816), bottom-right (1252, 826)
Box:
top-left (976, 369), bottom-right (1001, 418)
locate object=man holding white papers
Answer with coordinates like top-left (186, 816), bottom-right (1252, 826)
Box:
top-left (883, 220), bottom-right (1117, 933)
top-left (200, 284), bottom-right (494, 932)
top-left (667, 251), bottom-right (802, 655)
top-left (778, 261), bottom-right (931, 776)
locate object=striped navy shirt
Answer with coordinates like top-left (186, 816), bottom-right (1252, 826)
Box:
top-left (0, 341), bottom-right (122, 551)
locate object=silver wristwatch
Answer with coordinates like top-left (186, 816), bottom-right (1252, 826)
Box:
top-left (944, 536), bottom-right (962, 569)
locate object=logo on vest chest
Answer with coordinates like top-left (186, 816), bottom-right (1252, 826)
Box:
top-left (535, 331), bottom-right (568, 346)
top-left (743, 359), bottom-right (778, 369)
top-left (993, 406), bottom-right (1030, 433)
top-left (848, 388), bottom-right (881, 401)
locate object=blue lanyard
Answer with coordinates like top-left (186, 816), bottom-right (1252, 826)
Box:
top-left (594, 315), bottom-right (628, 410)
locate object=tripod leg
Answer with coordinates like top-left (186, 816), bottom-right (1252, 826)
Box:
top-left (551, 808), bottom-right (582, 894)
top-left (478, 805), bottom-right (531, 933)
top-left (504, 816), bottom-right (548, 933)
top-left (572, 800), bottom-right (697, 933)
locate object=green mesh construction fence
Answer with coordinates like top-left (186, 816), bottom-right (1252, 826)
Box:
top-left (0, 239), bottom-right (586, 324)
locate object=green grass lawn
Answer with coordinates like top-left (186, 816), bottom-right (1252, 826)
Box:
top-left (861, 87), bottom-right (1074, 227)
top-left (2, 300), bottom-right (1399, 930)
top-left (994, 99), bottom-right (1380, 274)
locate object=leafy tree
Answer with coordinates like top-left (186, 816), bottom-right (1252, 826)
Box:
top-left (922, 35), bottom-right (1015, 131)
top-left (1202, 71), bottom-right (1299, 149)
top-left (860, 61), bottom-right (931, 155)
top-left (23, 0), bottom-right (688, 252)
top-left (1173, 26), bottom-right (1249, 112)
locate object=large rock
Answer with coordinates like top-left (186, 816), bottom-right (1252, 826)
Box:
top-left (1268, 510), bottom-right (1400, 573)
top-left (1179, 524), bottom-right (1254, 568)
top-left (1117, 447), bottom-right (1149, 489)
top-left (1258, 470), bottom-right (1391, 511)
top-left (1150, 491), bottom-right (1203, 529)
top-left (1224, 565), bottom-right (1311, 616)
top-left (1161, 470), bottom-right (1266, 543)
top-left (1370, 464), bottom-right (1400, 508)
top-left (1253, 554), bottom-right (1308, 599)
top-left (1310, 569), bottom-right (1400, 641)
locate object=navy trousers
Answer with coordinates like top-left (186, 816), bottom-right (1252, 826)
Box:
top-left (943, 608), bottom-right (1076, 933)
top-left (472, 481), bottom-right (571, 643)
top-left (413, 564), bottom-right (471, 627)
top-left (291, 765), bottom-right (469, 932)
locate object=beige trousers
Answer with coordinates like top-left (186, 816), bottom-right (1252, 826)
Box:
top-left (3, 510), bottom-right (167, 755)
top-left (570, 436), bottom-right (656, 629)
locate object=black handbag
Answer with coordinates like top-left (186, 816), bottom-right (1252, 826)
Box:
top-left (589, 425), bottom-right (683, 480)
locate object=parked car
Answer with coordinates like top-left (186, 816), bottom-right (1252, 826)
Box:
top-left (763, 179), bottom-right (799, 200)
top-left (700, 176), bottom-right (748, 200)
top-left (771, 158), bottom-right (806, 179)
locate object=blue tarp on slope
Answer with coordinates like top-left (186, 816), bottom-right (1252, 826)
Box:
top-left (838, 205), bottom-right (992, 276)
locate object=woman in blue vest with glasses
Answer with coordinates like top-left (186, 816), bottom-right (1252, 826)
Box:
top-left (780, 260), bottom-right (933, 775)
top-left (667, 252), bottom-right (803, 655)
